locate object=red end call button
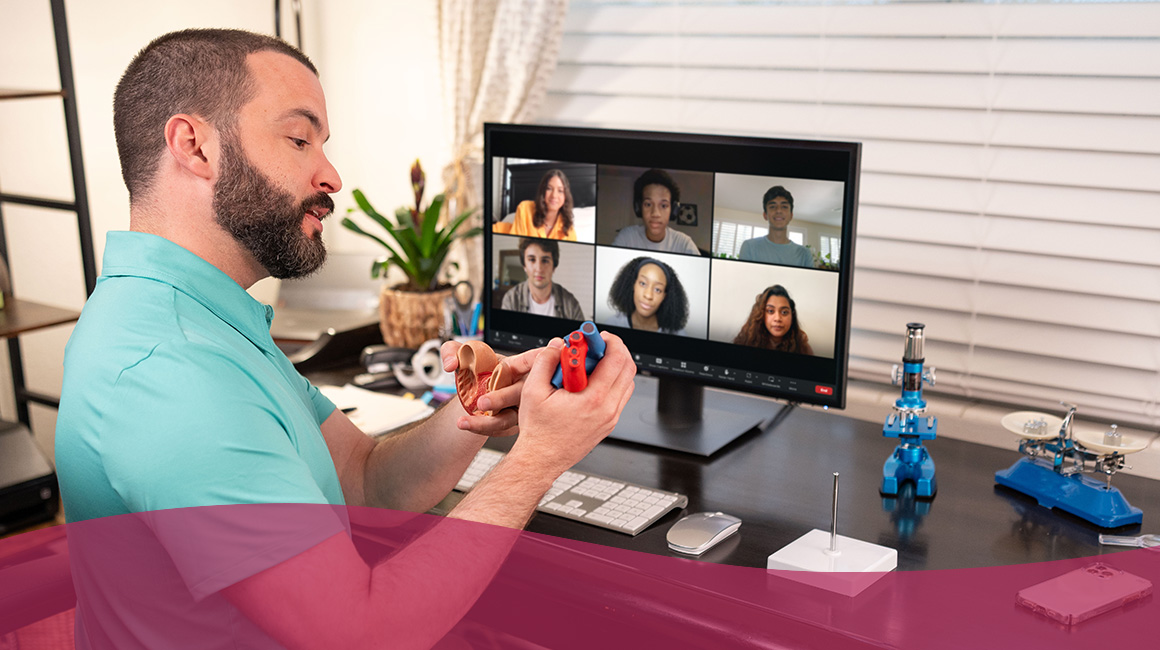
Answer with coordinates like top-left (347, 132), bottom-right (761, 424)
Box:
top-left (815, 385), bottom-right (833, 395)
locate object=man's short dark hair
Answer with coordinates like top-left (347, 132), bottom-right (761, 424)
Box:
top-left (632, 169), bottom-right (681, 217)
top-left (114, 28), bottom-right (317, 200)
top-left (518, 237), bottom-right (560, 268)
top-left (762, 185), bottom-right (794, 212)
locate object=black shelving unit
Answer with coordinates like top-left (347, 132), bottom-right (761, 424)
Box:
top-left (0, 0), bottom-right (96, 427)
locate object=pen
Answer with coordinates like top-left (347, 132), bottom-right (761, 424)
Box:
top-left (469, 302), bottom-right (482, 336)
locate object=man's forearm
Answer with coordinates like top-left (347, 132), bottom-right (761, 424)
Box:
top-left (445, 447), bottom-right (559, 529)
top-left (226, 506), bottom-right (523, 650)
top-left (362, 402), bottom-right (486, 512)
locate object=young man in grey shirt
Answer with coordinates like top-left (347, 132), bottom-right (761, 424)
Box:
top-left (738, 185), bottom-right (814, 267)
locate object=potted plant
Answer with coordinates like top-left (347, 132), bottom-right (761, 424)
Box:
top-left (807, 245), bottom-right (840, 271)
top-left (342, 160), bottom-right (480, 348)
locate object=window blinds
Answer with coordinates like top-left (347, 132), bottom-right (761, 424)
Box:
top-left (538, 0), bottom-right (1160, 428)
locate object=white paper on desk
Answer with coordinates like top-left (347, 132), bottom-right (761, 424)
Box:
top-left (319, 384), bottom-right (434, 436)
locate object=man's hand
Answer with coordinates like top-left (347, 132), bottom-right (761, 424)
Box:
top-left (441, 341), bottom-right (543, 437)
top-left (444, 332), bottom-right (636, 530)
top-left (507, 332), bottom-right (636, 476)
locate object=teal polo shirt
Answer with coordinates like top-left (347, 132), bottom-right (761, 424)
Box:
top-left (56, 231), bottom-right (345, 523)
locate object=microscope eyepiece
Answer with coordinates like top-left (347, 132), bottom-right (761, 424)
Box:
top-left (903, 323), bottom-right (926, 363)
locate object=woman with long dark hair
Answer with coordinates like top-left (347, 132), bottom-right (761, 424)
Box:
top-left (502, 169), bottom-right (577, 240)
top-left (733, 285), bottom-right (813, 354)
top-left (606, 257), bottom-right (689, 335)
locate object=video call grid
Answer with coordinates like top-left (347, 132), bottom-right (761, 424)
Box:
top-left (489, 158), bottom-right (844, 359)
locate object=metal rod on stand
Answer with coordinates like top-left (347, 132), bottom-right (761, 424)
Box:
top-left (830, 472), bottom-right (839, 552)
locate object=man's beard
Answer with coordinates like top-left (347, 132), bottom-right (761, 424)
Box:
top-left (212, 134), bottom-right (333, 279)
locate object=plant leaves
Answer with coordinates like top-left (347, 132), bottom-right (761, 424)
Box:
top-left (341, 217), bottom-right (393, 252)
top-left (432, 206), bottom-right (480, 253)
top-left (394, 206), bottom-right (417, 231)
top-left (351, 189), bottom-right (395, 234)
top-left (375, 207), bottom-right (422, 266)
top-left (346, 186), bottom-right (481, 290)
top-left (419, 193), bottom-right (445, 256)
top-left (454, 226), bottom-right (483, 241)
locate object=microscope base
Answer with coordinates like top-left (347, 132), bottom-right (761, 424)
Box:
top-left (880, 444), bottom-right (937, 498)
top-left (995, 457), bottom-right (1142, 528)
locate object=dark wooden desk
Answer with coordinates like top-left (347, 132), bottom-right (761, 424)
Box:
top-left (476, 376), bottom-right (1157, 572)
top-left (316, 362), bottom-right (1157, 571)
top-left (451, 377), bottom-right (1160, 649)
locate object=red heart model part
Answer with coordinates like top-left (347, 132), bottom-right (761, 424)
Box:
top-left (455, 341), bottom-right (513, 415)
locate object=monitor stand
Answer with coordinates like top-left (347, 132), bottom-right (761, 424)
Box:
top-left (606, 374), bottom-right (786, 457)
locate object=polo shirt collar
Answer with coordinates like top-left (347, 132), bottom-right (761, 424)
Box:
top-left (100, 231), bottom-right (275, 348)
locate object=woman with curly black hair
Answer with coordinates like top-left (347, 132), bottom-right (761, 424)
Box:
top-left (606, 257), bottom-right (689, 335)
top-left (732, 285), bottom-right (813, 355)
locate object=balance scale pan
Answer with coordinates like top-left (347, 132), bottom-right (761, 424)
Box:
top-left (1072, 425), bottom-right (1147, 455)
top-left (1001, 411), bottom-right (1063, 439)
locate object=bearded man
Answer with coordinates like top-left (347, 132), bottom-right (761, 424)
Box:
top-left (55, 28), bottom-right (635, 649)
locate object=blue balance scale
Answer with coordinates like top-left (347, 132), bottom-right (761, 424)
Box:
top-left (881, 323), bottom-right (938, 499)
top-left (994, 406), bottom-right (1143, 528)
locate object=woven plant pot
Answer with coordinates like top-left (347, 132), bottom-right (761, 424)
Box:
top-left (378, 284), bottom-right (452, 349)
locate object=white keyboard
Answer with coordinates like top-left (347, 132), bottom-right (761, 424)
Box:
top-left (455, 447), bottom-right (688, 536)
top-left (454, 447), bottom-right (505, 492)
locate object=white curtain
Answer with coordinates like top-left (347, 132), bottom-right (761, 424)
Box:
top-left (437, 0), bottom-right (569, 291)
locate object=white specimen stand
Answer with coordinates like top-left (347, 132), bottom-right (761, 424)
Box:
top-left (767, 473), bottom-right (897, 597)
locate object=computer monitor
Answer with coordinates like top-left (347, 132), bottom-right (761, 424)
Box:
top-left (483, 124), bottom-right (860, 456)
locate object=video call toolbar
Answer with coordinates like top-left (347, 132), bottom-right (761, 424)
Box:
top-left (493, 330), bottom-right (835, 400)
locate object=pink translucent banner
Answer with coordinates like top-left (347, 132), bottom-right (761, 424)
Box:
top-left (1, 504), bottom-right (1156, 649)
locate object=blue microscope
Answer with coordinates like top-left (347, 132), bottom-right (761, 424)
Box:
top-left (880, 323), bottom-right (938, 499)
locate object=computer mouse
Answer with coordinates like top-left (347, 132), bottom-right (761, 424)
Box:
top-left (666, 511), bottom-right (742, 556)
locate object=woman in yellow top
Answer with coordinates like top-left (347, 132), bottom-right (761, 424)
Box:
top-left (495, 169), bottom-right (578, 241)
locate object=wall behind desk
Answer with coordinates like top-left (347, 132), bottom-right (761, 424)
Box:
top-left (540, 1), bottom-right (1160, 432)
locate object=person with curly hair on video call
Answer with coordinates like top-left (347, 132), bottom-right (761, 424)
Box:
top-left (606, 256), bottom-right (689, 335)
top-left (733, 285), bottom-right (814, 355)
top-left (497, 168), bottom-right (578, 240)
